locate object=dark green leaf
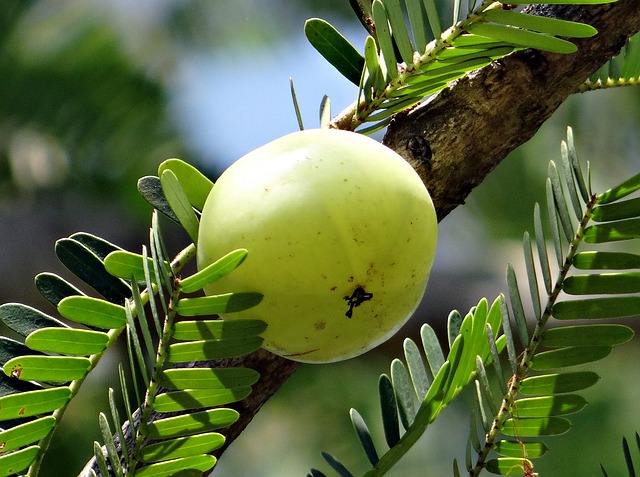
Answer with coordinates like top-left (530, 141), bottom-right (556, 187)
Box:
top-left (541, 324), bottom-right (634, 347)
top-left (138, 176), bottom-right (180, 224)
top-left (140, 432), bottom-right (225, 463)
top-left (572, 251), bottom-right (640, 270)
top-left (447, 310), bottom-right (463, 350)
top-left (175, 293), bottom-right (264, 316)
top-left (58, 296), bottom-right (127, 329)
top-left (514, 0), bottom-right (615, 3)
top-left (159, 367), bottom-right (260, 390)
top-left (0, 304), bottom-right (67, 337)
top-left (99, 412), bottom-right (123, 477)
top-left (4, 355), bottom-right (91, 382)
top-left (0, 387), bottom-right (71, 420)
top-left (158, 158), bottom-right (214, 211)
top-left (143, 408), bottom-right (239, 439)
top-left (553, 297), bottom-right (640, 320)
top-left (494, 440), bottom-right (548, 458)
top-left (513, 394), bottom-right (587, 417)
top-left (167, 336), bottom-right (263, 362)
top-left (563, 272), bottom-right (640, 294)
top-left (34, 273), bottom-right (84, 307)
top-left (549, 160), bottom-right (575, 242)
top-left (0, 446), bottom-right (40, 476)
top-left (304, 18), bottom-right (365, 86)
top-left (502, 416), bottom-right (572, 437)
top-left (322, 451), bottom-right (355, 477)
top-left (597, 172), bottom-right (640, 204)
top-left (55, 238), bottom-right (131, 304)
top-left (26, 328), bottom-right (110, 355)
top-left (530, 346), bottom-right (611, 370)
top-left (0, 370), bottom-right (40, 397)
top-left (172, 319), bottom-right (267, 341)
top-left (547, 178), bottom-right (564, 267)
top-left (519, 371), bottom-right (600, 395)
top-left (507, 265), bottom-right (529, 348)
top-left (70, 232), bottom-right (122, 261)
top-left (583, 218), bottom-right (640, 243)
top-left (523, 232), bottom-right (541, 319)
top-left (378, 374), bottom-right (399, 448)
top-left (178, 249), bottom-right (248, 293)
top-left (153, 386), bottom-right (252, 412)
top-left (135, 455), bottom-right (217, 477)
top-left (350, 408), bottom-right (379, 466)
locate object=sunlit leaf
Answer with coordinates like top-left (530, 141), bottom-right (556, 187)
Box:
top-left (160, 169), bottom-right (200, 244)
top-left (140, 432), bottom-right (225, 463)
top-left (485, 457), bottom-right (534, 475)
top-left (158, 158), bottom-right (214, 211)
top-left (480, 10), bottom-right (597, 38)
top-left (0, 387), bottom-right (71, 420)
top-left (172, 319), bottom-right (267, 341)
top-left (530, 345), bottom-right (611, 370)
top-left (58, 296), bottom-right (127, 329)
top-left (563, 272), bottom-right (640, 295)
top-left (0, 445), bottom-right (40, 477)
top-left (513, 394), bottom-right (587, 417)
top-left (178, 249), bottom-right (248, 293)
top-left (103, 250), bottom-right (160, 284)
top-left (0, 416), bottom-right (55, 455)
top-left (26, 328), bottom-right (109, 355)
top-left (591, 197), bottom-right (640, 222)
top-left (583, 218), bottom-right (640, 243)
top-left (466, 23), bottom-right (577, 54)
top-left (553, 296), bottom-right (640, 320)
top-left (4, 355), bottom-right (91, 382)
top-left (494, 440), bottom-right (548, 458)
top-left (304, 19), bottom-right (365, 85)
top-left (372, 0), bottom-right (398, 80)
top-left (153, 386), bottom-right (252, 413)
top-left (572, 251), bottom-right (640, 270)
top-left (175, 293), bottom-right (263, 316)
top-left (159, 367), bottom-right (260, 390)
top-left (519, 372), bottom-right (600, 395)
top-left (167, 336), bottom-right (263, 362)
top-left (501, 416), bottom-right (571, 437)
top-left (597, 172), bottom-right (640, 204)
top-left (135, 455), bottom-right (217, 477)
top-left (143, 408), bottom-right (239, 439)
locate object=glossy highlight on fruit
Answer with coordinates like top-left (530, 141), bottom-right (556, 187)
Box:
top-left (197, 129), bottom-right (438, 363)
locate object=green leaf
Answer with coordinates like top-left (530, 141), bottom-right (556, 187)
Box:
top-left (485, 457), bottom-right (534, 476)
top-left (572, 251), bottom-right (640, 270)
top-left (597, 172), bottom-right (640, 204)
top-left (0, 304), bottom-right (67, 337)
top-left (422, 0), bottom-right (442, 38)
top-left (55, 238), bottom-right (131, 304)
top-left (382, 0), bottom-right (414, 64)
top-left (304, 18), bottom-right (365, 85)
top-left (70, 232), bottom-right (122, 261)
top-left (372, 0), bottom-right (398, 80)
top-left (506, 265), bottom-right (529, 348)
top-left (519, 371), bottom-right (600, 395)
top-left (0, 387), bottom-right (71, 420)
top-left (513, 0), bottom-right (615, 3)
top-left (404, 338), bottom-right (430, 399)
top-left (135, 455), bottom-right (217, 477)
top-left (34, 273), bottom-right (84, 307)
top-left (140, 432), bottom-right (225, 463)
top-left (175, 293), bottom-right (264, 316)
top-left (58, 296), bottom-right (127, 329)
top-left (541, 324), bottom-right (634, 347)
top-left (26, 328), bottom-right (110, 355)
top-left (513, 394), bottom-right (587, 417)
top-left (4, 355), bottom-right (91, 382)
top-left (501, 416), bottom-right (572, 437)
top-left (466, 23), bottom-right (577, 54)
top-left (563, 272), bottom-right (640, 295)
top-left (172, 319), bottom-right (267, 341)
top-left (167, 336), bottom-right (263, 362)
top-left (494, 440), bottom-right (548, 458)
top-left (522, 232), bottom-right (541, 319)
top-left (143, 408), bottom-right (239, 439)
top-left (583, 218), bottom-right (640, 243)
top-left (0, 446), bottom-right (40, 477)
top-left (350, 408), bottom-right (379, 466)
top-left (138, 176), bottom-right (180, 224)
top-left (553, 296), bottom-right (640, 320)
top-left (480, 10), bottom-right (597, 38)
top-left (159, 367), bottom-right (260, 390)
top-left (549, 160), bottom-right (575, 242)
top-left (591, 197), bottom-right (640, 222)
top-left (391, 359), bottom-right (416, 429)
top-left (178, 249), bottom-right (248, 293)
top-left (153, 386), bottom-right (252, 412)
top-left (158, 158), bottom-right (214, 211)
top-left (322, 451), bottom-right (355, 477)
top-left (160, 169), bottom-right (200, 244)
top-left (530, 346), bottom-right (612, 370)
top-left (0, 416), bottom-right (56, 454)
top-left (405, 0), bottom-right (428, 53)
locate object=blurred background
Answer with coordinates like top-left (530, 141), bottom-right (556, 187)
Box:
top-left (1, 1), bottom-right (639, 475)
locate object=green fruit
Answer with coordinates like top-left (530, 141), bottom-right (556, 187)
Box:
top-left (197, 129), bottom-right (437, 363)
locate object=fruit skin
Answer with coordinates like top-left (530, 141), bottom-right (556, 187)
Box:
top-left (197, 129), bottom-right (437, 363)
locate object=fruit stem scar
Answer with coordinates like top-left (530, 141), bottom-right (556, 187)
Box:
top-left (344, 286), bottom-right (374, 318)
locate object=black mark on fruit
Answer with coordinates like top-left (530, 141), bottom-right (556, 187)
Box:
top-left (344, 286), bottom-right (374, 318)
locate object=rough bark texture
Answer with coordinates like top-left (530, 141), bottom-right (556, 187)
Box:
top-left (385, 0), bottom-right (640, 220)
top-left (83, 2), bottom-right (640, 474)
